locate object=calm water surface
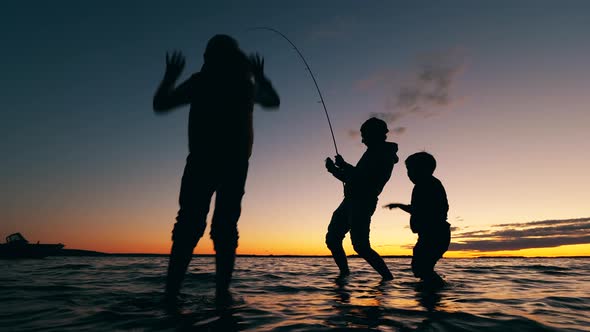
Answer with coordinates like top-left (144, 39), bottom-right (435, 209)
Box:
top-left (1, 257), bottom-right (589, 331)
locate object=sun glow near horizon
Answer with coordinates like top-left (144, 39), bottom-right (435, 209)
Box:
top-left (39, 223), bottom-right (590, 258)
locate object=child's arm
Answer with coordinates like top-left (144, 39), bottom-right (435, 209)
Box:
top-left (383, 203), bottom-right (412, 214)
top-left (334, 155), bottom-right (354, 172)
top-left (325, 158), bottom-right (349, 182)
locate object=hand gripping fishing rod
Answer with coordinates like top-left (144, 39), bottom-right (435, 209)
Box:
top-left (250, 27), bottom-right (339, 155)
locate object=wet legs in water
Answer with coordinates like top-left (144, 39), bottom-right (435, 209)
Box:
top-left (327, 241), bottom-right (393, 280)
top-left (326, 199), bottom-right (393, 280)
top-left (165, 158), bottom-right (247, 301)
top-left (353, 244), bottom-right (393, 280)
top-left (412, 255), bottom-right (445, 288)
top-left (327, 240), bottom-right (350, 277)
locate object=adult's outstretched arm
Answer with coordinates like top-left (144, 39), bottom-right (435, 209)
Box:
top-left (250, 53), bottom-right (280, 109)
top-left (153, 51), bottom-right (193, 113)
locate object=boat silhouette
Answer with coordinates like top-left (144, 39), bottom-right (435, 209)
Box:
top-left (0, 233), bottom-right (64, 259)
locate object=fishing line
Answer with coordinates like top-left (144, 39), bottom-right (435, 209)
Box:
top-left (249, 27), bottom-right (339, 155)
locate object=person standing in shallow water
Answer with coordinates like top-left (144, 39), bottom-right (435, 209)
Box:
top-left (325, 117), bottom-right (398, 280)
top-left (384, 152), bottom-right (450, 287)
top-left (152, 35), bottom-right (280, 302)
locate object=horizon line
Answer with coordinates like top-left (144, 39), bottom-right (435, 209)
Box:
top-left (57, 249), bottom-right (590, 259)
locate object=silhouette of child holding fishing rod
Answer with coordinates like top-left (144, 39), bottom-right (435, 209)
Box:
top-left (384, 152), bottom-right (450, 287)
top-left (325, 118), bottom-right (398, 280)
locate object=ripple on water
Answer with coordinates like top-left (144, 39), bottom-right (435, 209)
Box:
top-left (1, 257), bottom-right (589, 331)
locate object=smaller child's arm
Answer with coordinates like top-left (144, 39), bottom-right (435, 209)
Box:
top-left (383, 203), bottom-right (412, 214)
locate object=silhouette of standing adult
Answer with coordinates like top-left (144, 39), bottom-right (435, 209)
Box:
top-left (325, 118), bottom-right (398, 280)
top-left (153, 34), bottom-right (280, 302)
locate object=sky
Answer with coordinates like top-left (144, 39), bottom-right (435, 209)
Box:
top-left (1, 1), bottom-right (589, 257)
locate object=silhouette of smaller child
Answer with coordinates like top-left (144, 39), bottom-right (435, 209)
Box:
top-left (384, 152), bottom-right (450, 287)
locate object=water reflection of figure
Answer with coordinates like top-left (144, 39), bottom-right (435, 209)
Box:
top-left (415, 285), bottom-right (443, 312)
top-left (412, 283), bottom-right (446, 331)
top-left (325, 118), bottom-right (398, 280)
top-left (334, 276), bottom-right (351, 304)
top-left (329, 277), bottom-right (384, 329)
top-left (152, 34), bottom-right (280, 304)
top-left (170, 303), bottom-right (242, 331)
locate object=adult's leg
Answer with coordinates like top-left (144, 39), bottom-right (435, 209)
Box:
top-left (350, 200), bottom-right (393, 280)
top-left (210, 161), bottom-right (249, 296)
top-left (166, 155), bottom-right (216, 298)
top-left (325, 199), bottom-right (351, 276)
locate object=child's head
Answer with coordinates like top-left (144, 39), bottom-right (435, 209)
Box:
top-left (405, 152), bottom-right (436, 183)
top-left (360, 117), bottom-right (388, 147)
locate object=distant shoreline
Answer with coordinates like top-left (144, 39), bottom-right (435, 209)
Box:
top-left (54, 249), bottom-right (589, 259)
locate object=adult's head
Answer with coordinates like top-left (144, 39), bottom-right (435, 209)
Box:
top-left (405, 152), bottom-right (437, 184)
top-left (203, 34), bottom-right (250, 76)
top-left (360, 117), bottom-right (388, 147)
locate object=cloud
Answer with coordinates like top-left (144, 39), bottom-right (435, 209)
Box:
top-left (354, 69), bottom-right (397, 91)
top-left (348, 129), bottom-right (360, 138)
top-left (392, 50), bottom-right (465, 114)
top-left (352, 49), bottom-right (466, 136)
top-left (348, 124), bottom-right (405, 137)
top-left (449, 217), bottom-right (590, 252)
top-left (392, 127), bottom-right (406, 135)
top-left (369, 112), bottom-right (402, 124)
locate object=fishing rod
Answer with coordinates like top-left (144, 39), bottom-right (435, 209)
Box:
top-left (250, 27), bottom-right (339, 155)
